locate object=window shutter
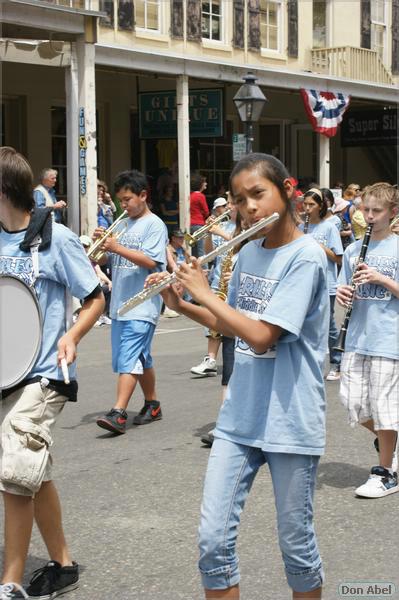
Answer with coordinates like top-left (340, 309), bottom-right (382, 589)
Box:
top-left (287, 0), bottom-right (298, 58)
top-left (233, 0), bottom-right (245, 48)
top-left (171, 0), bottom-right (184, 38)
top-left (187, 0), bottom-right (202, 41)
top-left (392, 0), bottom-right (399, 74)
top-left (248, 0), bottom-right (260, 51)
top-left (99, 0), bottom-right (114, 27)
top-left (118, 0), bottom-right (134, 30)
top-left (361, 0), bottom-right (371, 48)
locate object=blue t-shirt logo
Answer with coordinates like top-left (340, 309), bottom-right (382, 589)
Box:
top-left (0, 255), bottom-right (34, 287)
top-left (236, 272), bottom-right (279, 359)
top-left (353, 254), bottom-right (397, 301)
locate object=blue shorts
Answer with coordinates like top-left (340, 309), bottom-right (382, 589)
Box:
top-left (111, 320), bottom-right (155, 375)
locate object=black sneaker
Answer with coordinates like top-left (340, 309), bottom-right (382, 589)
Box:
top-left (25, 561), bottom-right (78, 599)
top-left (96, 408), bottom-right (128, 434)
top-left (133, 400), bottom-right (162, 425)
top-left (201, 432), bottom-right (214, 447)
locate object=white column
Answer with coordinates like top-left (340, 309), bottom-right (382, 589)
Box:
top-left (319, 134), bottom-right (330, 188)
top-left (73, 36), bottom-right (97, 235)
top-left (176, 75), bottom-right (191, 234)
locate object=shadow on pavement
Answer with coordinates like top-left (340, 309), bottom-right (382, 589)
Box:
top-left (316, 461), bottom-right (370, 489)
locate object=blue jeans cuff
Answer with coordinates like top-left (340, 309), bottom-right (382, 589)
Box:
top-left (286, 564), bottom-right (324, 593)
top-left (199, 565), bottom-right (240, 590)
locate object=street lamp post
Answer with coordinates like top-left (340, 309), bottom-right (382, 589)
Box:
top-left (233, 72), bottom-right (268, 155)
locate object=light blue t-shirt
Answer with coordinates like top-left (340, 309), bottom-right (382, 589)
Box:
top-left (329, 215), bottom-right (342, 231)
top-left (338, 234), bottom-right (399, 359)
top-left (0, 223), bottom-right (100, 381)
top-left (110, 213), bottom-right (168, 323)
top-left (214, 235), bottom-right (329, 455)
top-left (209, 220), bottom-right (236, 285)
top-left (299, 219), bottom-right (343, 295)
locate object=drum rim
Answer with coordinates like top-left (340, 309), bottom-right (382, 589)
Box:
top-left (0, 273), bottom-right (43, 390)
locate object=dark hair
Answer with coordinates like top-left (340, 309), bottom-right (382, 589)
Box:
top-left (0, 146), bottom-right (35, 212)
top-left (190, 171), bottom-right (203, 192)
top-left (304, 188), bottom-right (327, 218)
top-left (229, 153), bottom-right (293, 214)
top-left (320, 187), bottom-right (334, 209)
top-left (114, 170), bottom-right (148, 195)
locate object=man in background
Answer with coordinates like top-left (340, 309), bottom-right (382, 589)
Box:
top-left (34, 168), bottom-right (66, 224)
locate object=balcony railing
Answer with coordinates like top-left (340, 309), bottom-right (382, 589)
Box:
top-left (311, 46), bottom-right (394, 85)
top-left (36, 0), bottom-right (99, 10)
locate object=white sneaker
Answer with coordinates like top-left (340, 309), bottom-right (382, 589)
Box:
top-left (326, 368), bottom-right (340, 381)
top-left (100, 315), bottom-right (112, 325)
top-left (0, 582), bottom-right (29, 599)
top-left (355, 466), bottom-right (399, 498)
top-left (163, 307), bottom-right (180, 318)
top-left (190, 355), bottom-right (217, 376)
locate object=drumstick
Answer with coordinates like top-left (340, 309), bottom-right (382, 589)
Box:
top-left (60, 358), bottom-right (70, 384)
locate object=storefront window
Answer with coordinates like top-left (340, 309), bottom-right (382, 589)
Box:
top-left (371, 0), bottom-right (386, 62)
top-left (51, 107), bottom-right (67, 199)
top-left (202, 0), bottom-right (222, 41)
top-left (260, 0), bottom-right (281, 51)
top-left (136, 0), bottom-right (160, 31)
top-left (193, 120), bottom-right (233, 199)
top-left (313, 0), bottom-right (327, 49)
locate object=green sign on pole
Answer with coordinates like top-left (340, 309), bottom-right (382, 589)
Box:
top-left (139, 89), bottom-right (223, 139)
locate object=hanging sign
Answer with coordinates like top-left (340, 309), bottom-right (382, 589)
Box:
top-left (232, 134), bottom-right (247, 161)
top-left (79, 108), bottom-right (87, 195)
top-left (139, 89), bottom-right (223, 139)
top-left (341, 108), bottom-right (397, 147)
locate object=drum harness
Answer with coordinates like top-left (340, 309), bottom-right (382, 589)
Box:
top-left (1, 208), bottom-right (77, 401)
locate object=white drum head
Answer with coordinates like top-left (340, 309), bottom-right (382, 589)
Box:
top-left (0, 275), bottom-right (42, 389)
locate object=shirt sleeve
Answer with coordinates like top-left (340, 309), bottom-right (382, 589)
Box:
top-left (141, 221), bottom-right (167, 268)
top-left (200, 194), bottom-right (209, 220)
top-left (328, 222), bottom-right (344, 255)
top-left (34, 189), bottom-right (46, 209)
top-left (54, 234), bottom-right (101, 300)
top-left (338, 248), bottom-right (353, 286)
top-left (260, 259), bottom-right (324, 341)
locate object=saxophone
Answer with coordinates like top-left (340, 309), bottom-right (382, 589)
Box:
top-left (209, 248), bottom-right (235, 338)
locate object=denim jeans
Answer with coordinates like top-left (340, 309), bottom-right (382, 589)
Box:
top-left (190, 225), bottom-right (206, 258)
top-left (198, 438), bottom-right (324, 593)
top-left (329, 295), bottom-right (342, 367)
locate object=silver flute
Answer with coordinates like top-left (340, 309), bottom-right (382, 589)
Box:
top-left (118, 212), bottom-right (280, 316)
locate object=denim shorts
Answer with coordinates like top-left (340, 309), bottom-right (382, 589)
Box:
top-left (198, 438), bottom-right (324, 593)
top-left (111, 319), bottom-right (155, 375)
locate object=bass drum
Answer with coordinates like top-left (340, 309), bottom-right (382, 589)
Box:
top-left (0, 274), bottom-right (42, 390)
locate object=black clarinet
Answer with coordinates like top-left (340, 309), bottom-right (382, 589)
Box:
top-left (334, 223), bottom-right (373, 352)
top-left (303, 214), bottom-right (310, 234)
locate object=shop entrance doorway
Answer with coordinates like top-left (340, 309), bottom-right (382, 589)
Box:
top-left (291, 124), bottom-right (319, 186)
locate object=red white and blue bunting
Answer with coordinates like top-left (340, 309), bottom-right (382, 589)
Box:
top-left (300, 89), bottom-right (351, 138)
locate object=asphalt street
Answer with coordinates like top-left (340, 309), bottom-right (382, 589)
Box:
top-left (1, 314), bottom-right (398, 600)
